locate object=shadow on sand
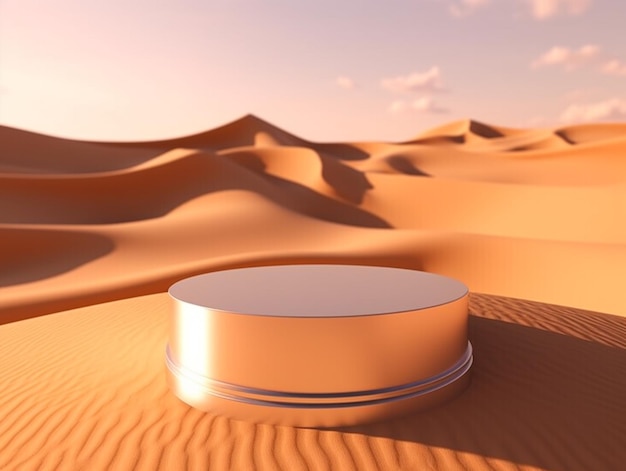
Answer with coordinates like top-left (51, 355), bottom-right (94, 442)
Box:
top-left (333, 296), bottom-right (626, 471)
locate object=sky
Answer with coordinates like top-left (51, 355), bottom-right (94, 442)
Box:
top-left (1, 0), bottom-right (626, 142)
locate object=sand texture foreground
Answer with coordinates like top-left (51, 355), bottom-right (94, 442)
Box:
top-left (1, 116), bottom-right (625, 470)
top-left (1, 293), bottom-right (625, 471)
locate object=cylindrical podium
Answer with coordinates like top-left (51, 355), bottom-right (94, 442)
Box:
top-left (166, 265), bottom-right (472, 427)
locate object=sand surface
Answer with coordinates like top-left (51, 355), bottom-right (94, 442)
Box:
top-left (1, 115), bottom-right (625, 470)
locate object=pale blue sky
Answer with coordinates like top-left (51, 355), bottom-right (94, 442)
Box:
top-left (1, 0), bottom-right (625, 141)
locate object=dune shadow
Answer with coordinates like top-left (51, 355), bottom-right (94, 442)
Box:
top-left (259, 171), bottom-right (390, 228)
top-left (320, 158), bottom-right (374, 204)
top-left (219, 149), bottom-right (390, 227)
top-left (469, 121), bottom-right (505, 139)
top-left (509, 145), bottom-right (532, 152)
top-left (405, 134), bottom-right (466, 145)
top-left (554, 130), bottom-right (578, 145)
top-left (334, 298), bottom-right (626, 471)
top-left (386, 155), bottom-right (431, 176)
top-left (310, 143), bottom-right (371, 161)
top-left (0, 229), bottom-right (114, 287)
top-left (233, 146), bottom-right (381, 207)
top-left (236, 146), bottom-right (379, 205)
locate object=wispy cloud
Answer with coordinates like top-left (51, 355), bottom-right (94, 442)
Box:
top-left (388, 96), bottom-right (448, 114)
top-left (381, 67), bottom-right (446, 94)
top-left (383, 66), bottom-right (449, 114)
top-left (560, 98), bottom-right (626, 122)
top-left (532, 45), bottom-right (626, 77)
top-left (601, 60), bottom-right (626, 77)
top-left (336, 76), bottom-right (356, 90)
top-left (412, 96), bottom-right (449, 113)
top-left (527, 0), bottom-right (592, 20)
top-left (440, 0), bottom-right (591, 20)
top-left (448, 0), bottom-right (490, 17)
top-left (531, 45), bottom-right (599, 70)
top-left (388, 100), bottom-right (408, 114)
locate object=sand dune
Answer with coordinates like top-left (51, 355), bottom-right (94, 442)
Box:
top-left (91, 114), bottom-right (309, 151)
top-left (1, 115), bottom-right (625, 469)
top-left (0, 126), bottom-right (161, 174)
top-left (1, 293), bottom-right (624, 471)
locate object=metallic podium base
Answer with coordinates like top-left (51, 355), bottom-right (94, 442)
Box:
top-left (166, 265), bottom-right (472, 428)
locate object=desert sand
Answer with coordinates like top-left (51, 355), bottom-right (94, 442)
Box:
top-left (1, 115), bottom-right (625, 470)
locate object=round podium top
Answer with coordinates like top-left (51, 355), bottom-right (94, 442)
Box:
top-left (169, 265), bottom-right (467, 318)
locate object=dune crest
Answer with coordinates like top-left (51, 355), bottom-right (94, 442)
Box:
top-left (409, 119), bottom-right (527, 144)
top-left (106, 114), bottom-right (309, 151)
top-left (555, 122), bottom-right (626, 144)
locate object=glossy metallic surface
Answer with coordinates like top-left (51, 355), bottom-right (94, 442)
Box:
top-left (166, 265), bottom-right (472, 427)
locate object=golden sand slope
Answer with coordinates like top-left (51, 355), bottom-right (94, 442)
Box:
top-left (1, 115), bottom-right (625, 318)
top-left (1, 116), bottom-right (625, 470)
top-left (0, 293), bottom-right (624, 471)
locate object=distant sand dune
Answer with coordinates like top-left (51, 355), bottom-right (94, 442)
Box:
top-left (555, 122), bottom-right (626, 144)
top-left (98, 114), bottom-right (308, 151)
top-left (0, 126), bottom-right (160, 174)
top-left (0, 115), bottom-right (624, 316)
top-left (1, 115), bottom-right (625, 469)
